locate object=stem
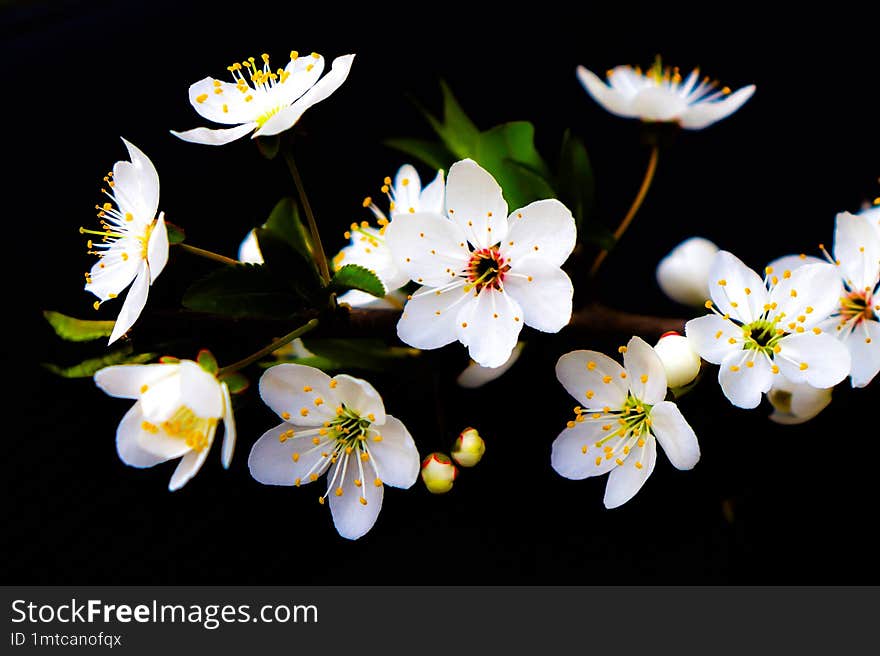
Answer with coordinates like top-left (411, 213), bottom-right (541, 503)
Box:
top-left (282, 149), bottom-right (331, 284)
top-left (589, 145), bottom-right (660, 277)
top-left (175, 243), bottom-right (239, 266)
top-left (217, 318), bottom-right (320, 377)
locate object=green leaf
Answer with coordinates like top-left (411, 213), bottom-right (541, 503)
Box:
top-left (219, 372), bottom-right (249, 394)
top-left (262, 197), bottom-right (314, 264)
top-left (329, 265), bottom-right (385, 298)
top-left (197, 349), bottom-right (218, 374)
top-left (557, 129), bottom-right (596, 232)
top-left (165, 222), bottom-right (186, 245)
top-left (43, 348), bottom-right (156, 379)
top-left (254, 227), bottom-right (323, 299)
top-left (43, 310), bottom-right (115, 342)
top-left (383, 138), bottom-right (455, 172)
top-left (417, 81), bottom-right (480, 158)
top-left (183, 264), bottom-right (310, 319)
top-left (255, 135), bottom-right (280, 160)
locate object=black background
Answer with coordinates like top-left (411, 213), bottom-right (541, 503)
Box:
top-left (4, 1), bottom-right (879, 583)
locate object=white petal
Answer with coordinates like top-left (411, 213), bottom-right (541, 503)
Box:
top-left (168, 438), bottom-right (212, 491)
top-left (84, 238), bottom-right (142, 301)
top-left (108, 261), bottom-right (150, 345)
top-left (834, 211), bottom-right (880, 292)
top-left (551, 421), bottom-right (618, 480)
top-left (503, 199), bottom-right (576, 268)
top-left (631, 87), bottom-right (687, 121)
top-left (766, 253), bottom-right (826, 274)
top-left (718, 349), bottom-right (773, 409)
top-left (147, 212), bottom-right (169, 283)
top-left (238, 229), bottom-right (264, 264)
top-left (248, 423), bottom-right (333, 486)
top-left (555, 350), bottom-right (628, 411)
top-left (258, 363), bottom-right (339, 425)
top-left (139, 360), bottom-right (223, 421)
top-left (576, 66), bottom-right (635, 118)
top-left (220, 382), bottom-right (236, 469)
top-left (776, 333), bottom-right (851, 388)
top-left (329, 452), bottom-right (384, 540)
top-left (331, 374), bottom-right (386, 424)
top-left (456, 288), bottom-right (524, 368)
top-left (679, 85), bottom-right (755, 129)
top-left (136, 425), bottom-right (192, 461)
top-left (171, 122), bottom-right (257, 145)
top-left (385, 212), bottom-right (470, 287)
top-left (367, 415), bottom-right (419, 488)
top-left (185, 77), bottom-right (258, 125)
top-left (649, 401), bottom-right (700, 470)
top-left (770, 263), bottom-right (842, 329)
top-left (684, 314), bottom-right (741, 364)
top-left (603, 436), bottom-right (656, 509)
top-left (768, 376), bottom-right (833, 425)
top-left (656, 236), bottom-right (719, 307)
top-left (114, 138), bottom-right (160, 223)
top-left (622, 336), bottom-right (667, 404)
top-left (418, 169), bottom-right (446, 214)
top-left (445, 159), bottom-right (508, 249)
top-left (95, 363), bottom-right (176, 399)
top-left (844, 321), bottom-right (880, 388)
top-left (276, 53), bottom-right (326, 106)
top-left (397, 282), bottom-right (470, 350)
top-left (116, 402), bottom-right (175, 468)
top-left (392, 164), bottom-right (422, 214)
top-left (457, 342), bottom-right (523, 388)
top-left (503, 259), bottom-right (573, 333)
top-left (335, 226), bottom-right (405, 292)
top-left (708, 251), bottom-right (768, 324)
top-left (337, 289), bottom-right (400, 309)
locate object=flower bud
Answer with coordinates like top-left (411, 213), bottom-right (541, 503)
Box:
top-left (420, 453), bottom-right (457, 494)
top-left (656, 237), bottom-right (718, 307)
top-left (768, 376), bottom-right (832, 425)
top-left (451, 427), bottom-right (486, 467)
top-left (238, 229), bottom-right (264, 264)
top-left (653, 332), bottom-right (701, 388)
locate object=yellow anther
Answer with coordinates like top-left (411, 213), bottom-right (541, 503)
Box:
top-left (374, 478), bottom-right (383, 487)
top-left (359, 497), bottom-right (368, 506)
top-left (728, 337), bottom-right (736, 344)
top-left (309, 473), bottom-right (318, 482)
top-left (715, 330), bottom-right (723, 339)
top-left (637, 438), bottom-right (645, 448)
top-left (744, 287), bottom-right (751, 295)
top-left (640, 374), bottom-right (648, 383)
top-left (704, 300), bottom-right (713, 309)
top-left (360, 452), bottom-right (369, 462)
top-left (334, 487), bottom-right (344, 497)
top-left (585, 390), bottom-right (594, 400)
top-left (635, 462), bottom-right (643, 470)
top-left (765, 266), bottom-right (774, 274)
top-left (805, 306), bottom-right (814, 314)
top-left (303, 385), bottom-right (313, 392)
top-left (602, 375), bottom-right (612, 384)
top-left (615, 458), bottom-right (624, 466)
top-left (717, 279), bottom-right (727, 286)
top-left (771, 365), bottom-right (780, 374)
top-left (196, 93), bottom-right (208, 103)
top-left (587, 361), bottom-right (596, 370)
top-left (314, 397), bottom-right (324, 406)
top-left (300, 408), bottom-right (310, 417)
top-left (281, 411), bottom-right (291, 420)
top-left (790, 289), bottom-right (798, 298)
top-left (799, 362), bottom-right (809, 371)
top-left (783, 270), bottom-right (791, 279)
top-left (292, 453), bottom-right (300, 462)
top-left (746, 361), bottom-right (754, 368)
top-left (312, 437), bottom-right (320, 445)
top-left (318, 497), bottom-right (325, 505)
top-left (618, 346), bottom-right (627, 353)
top-left (294, 477), bottom-right (301, 487)
top-left (730, 365), bottom-right (740, 372)
top-left (620, 372), bottom-right (627, 379)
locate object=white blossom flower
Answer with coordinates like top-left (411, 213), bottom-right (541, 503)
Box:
top-left (770, 212), bottom-right (880, 387)
top-left (386, 159), bottom-right (576, 368)
top-left (334, 164), bottom-right (445, 308)
top-left (238, 229), bottom-right (264, 264)
top-left (172, 51), bottom-right (355, 146)
top-left (685, 251), bottom-right (851, 409)
top-left (767, 375), bottom-right (832, 425)
top-left (653, 332), bottom-right (701, 388)
top-left (248, 364), bottom-right (419, 540)
top-left (94, 359), bottom-right (236, 491)
top-left (656, 237), bottom-right (719, 307)
top-left (551, 336), bottom-right (701, 509)
top-left (83, 139), bottom-right (168, 345)
top-left (577, 59), bottom-right (755, 129)
top-left (456, 342), bottom-right (524, 388)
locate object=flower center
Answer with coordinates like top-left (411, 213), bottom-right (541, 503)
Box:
top-left (838, 289), bottom-right (875, 326)
top-left (741, 319), bottom-right (786, 356)
top-left (465, 247), bottom-right (509, 292)
top-left (255, 106), bottom-right (282, 127)
top-left (141, 406), bottom-right (217, 452)
top-left (568, 394), bottom-right (653, 471)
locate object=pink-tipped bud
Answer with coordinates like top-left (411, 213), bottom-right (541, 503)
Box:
top-left (420, 452), bottom-right (457, 494)
top-left (451, 427), bottom-right (485, 467)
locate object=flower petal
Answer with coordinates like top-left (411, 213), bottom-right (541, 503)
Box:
top-left (844, 320), bottom-right (880, 388)
top-left (336, 226), bottom-right (405, 292)
top-left (220, 382), bottom-right (236, 469)
top-left (770, 262), bottom-right (842, 329)
top-left (168, 434), bottom-right (213, 491)
top-left (445, 159), bottom-right (508, 249)
top-left (392, 164), bottom-right (422, 214)
top-left (767, 375), bottom-right (833, 425)
top-left (550, 421), bottom-right (617, 480)
top-left (603, 435), bottom-right (656, 509)
top-left (116, 402), bottom-right (175, 468)
top-left (185, 77), bottom-right (258, 125)
top-left (834, 211), bottom-right (880, 292)
top-left (576, 66), bottom-right (636, 118)
top-left (555, 350), bottom-right (628, 411)
top-left (238, 229), bottom-right (264, 264)
top-left (275, 53), bottom-right (326, 106)
top-left (623, 336), bottom-right (667, 404)
top-left (708, 251), bottom-right (767, 324)
top-left (171, 122), bottom-right (257, 146)
top-left (503, 259), bottom-right (573, 333)
top-left (456, 288), bottom-right (524, 368)
top-left (85, 238), bottom-right (143, 301)
top-left (503, 199), bottom-right (576, 269)
top-left (397, 282), bottom-right (470, 350)
top-left (718, 349), bottom-right (773, 409)
top-left (329, 452), bottom-right (384, 540)
top-left (367, 415), bottom-right (419, 489)
top-left (139, 360), bottom-right (223, 421)
top-left (108, 260), bottom-right (150, 345)
top-left (385, 212), bottom-right (470, 287)
top-left (258, 363), bottom-right (339, 425)
top-left (147, 212), bottom-right (169, 283)
top-left (248, 422), bottom-right (333, 486)
top-left (656, 236), bottom-right (719, 307)
top-left (776, 333), bottom-right (851, 388)
top-left (766, 253), bottom-right (825, 275)
top-left (457, 342), bottom-right (524, 388)
top-left (684, 314), bottom-right (740, 365)
top-left (331, 374), bottom-right (386, 424)
top-left (418, 169), bottom-right (446, 215)
top-left (649, 401), bottom-right (700, 470)
top-left (95, 363), bottom-right (176, 399)
top-left (679, 85), bottom-right (755, 129)
top-left (114, 138), bottom-right (160, 224)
